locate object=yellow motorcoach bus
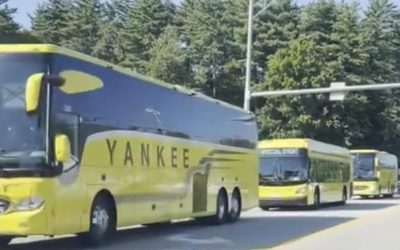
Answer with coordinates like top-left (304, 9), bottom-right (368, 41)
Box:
top-left (0, 44), bottom-right (259, 247)
top-left (258, 139), bottom-right (352, 210)
top-left (351, 150), bottom-right (398, 198)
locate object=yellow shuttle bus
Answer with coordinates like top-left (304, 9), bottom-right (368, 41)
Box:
top-left (351, 150), bottom-right (398, 198)
top-left (258, 139), bottom-right (352, 210)
top-left (0, 44), bottom-right (259, 246)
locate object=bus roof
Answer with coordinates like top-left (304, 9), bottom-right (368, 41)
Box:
top-left (351, 149), bottom-right (397, 159)
top-left (258, 138), bottom-right (350, 158)
top-left (0, 44), bottom-right (251, 115)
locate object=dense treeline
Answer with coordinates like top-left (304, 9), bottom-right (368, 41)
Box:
top-left (1, 0), bottom-right (400, 156)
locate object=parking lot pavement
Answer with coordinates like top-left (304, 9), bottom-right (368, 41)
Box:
top-left (269, 196), bottom-right (400, 250)
top-left (8, 196), bottom-right (400, 250)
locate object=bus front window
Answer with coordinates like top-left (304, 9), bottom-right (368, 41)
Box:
top-left (353, 154), bottom-right (375, 180)
top-left (0, 54), bottom-right (47, 173)
top-left (259, 156), bottom-right (308, 185)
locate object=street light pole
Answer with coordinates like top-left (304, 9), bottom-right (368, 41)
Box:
top-left (244, 0), bottom-right (275, 111)
top-left (243, 0), bottom-right (254, 112)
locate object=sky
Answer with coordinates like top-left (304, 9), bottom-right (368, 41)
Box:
top-left (6, 0), bottom-right (399, 29)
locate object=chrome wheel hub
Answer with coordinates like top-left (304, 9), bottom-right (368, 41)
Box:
top-left (218, 200), bottom-right (225, 219)
top-left (231, 197), bottom-right (239, 215)
top-left (92, 206), bottom-right (109, 234)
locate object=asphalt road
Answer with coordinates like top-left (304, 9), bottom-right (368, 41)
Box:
top-left (8, 196), bottom-right (400, 250)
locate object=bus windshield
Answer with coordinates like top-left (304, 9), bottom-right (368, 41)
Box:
top-left (353, 153), bottom-right (375, 180)
top-left (259, 156), bottom-right (308, 185)
top-left (0, 54), bottom-right (47, 172)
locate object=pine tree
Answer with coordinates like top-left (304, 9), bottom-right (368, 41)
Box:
top-left (329, 2), bottom-right (371, 146)
top-left (253, 0), bottom-right (300, 83)
top-left (178, 0), bottom-right (247, 105)
top-left (362, 0), bottom-right (400, 156)
top-left (360, 0), bottom-right (398, 83)
top-left (63, 0), bottom-right (102, 55)
top-left (30, 0), bottom-right (72, 45)
top-left (92, 0), bottom-right (133, 63)
top-left (299, 0), bottom-right (338, 44)
top-left (147, 25), bottom-right (188, 86)
top-left (352, 0), bottom-right (400, 152)
top-left (0, 0), bottom-right (19, 36)
top-left (331, 2), bottom-right (367, 83)
top-left (119, 0), bottom-right (176, 72)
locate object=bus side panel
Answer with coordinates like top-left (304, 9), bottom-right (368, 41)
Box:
top-left (50, 53), bottom-right (258, 231)
top-left (64, 129), bottom-right (257, 227)
top-left (377, 153), bottom-right (398, 195)
top-left (309, 152), bottom-right (351, 204)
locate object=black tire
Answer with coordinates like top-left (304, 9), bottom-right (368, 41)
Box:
top-left (260, 206), bottom-right (271, 211)
top-left (340, 187), bottom-right (347, 205)
top-left (0, 236), bottom-right (12, 247)
top-left (383, 194), bottom-right (394, 198)
top-left (312, 189), bottom-right (320, 210)
top-left (78, 194), bottom-right (116, 247)
top-left (228, 189), bottom-right (241, 223)
top-left (211, 190), bottom-right (228, 225)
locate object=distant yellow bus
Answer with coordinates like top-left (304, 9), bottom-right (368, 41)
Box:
top-left (258, 139), bottom-right (352, 210)
top-left (0, 44), bottom-right (259, 247)
top-left (351, 150), bottom-right (398, 198)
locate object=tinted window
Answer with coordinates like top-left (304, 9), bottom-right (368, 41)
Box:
top-left (353, 154), bottom-right (375, 180)
top-left (0, 54), bottom-right (46, 169)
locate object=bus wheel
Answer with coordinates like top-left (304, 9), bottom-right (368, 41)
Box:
top-left (228, 189), bottom-right (241, 223)
top-left (0, 236), bottom-right (12, 247)
top-left (78, 194), bottom-right (116, 247)
top-left (340, 187), bottom-right (347, 205)
top-left (211, 190), bottom-right (228, 225)
top-left (312, 189), bottom-right (320, 210)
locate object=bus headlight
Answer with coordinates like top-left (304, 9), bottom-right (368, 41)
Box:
top-left (15, 197), bottom-right (44, 211)
top-left (296, 187), bottom-right (306, 194)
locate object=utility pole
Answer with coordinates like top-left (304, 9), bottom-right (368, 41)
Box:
top-left (243, 0), bottom-right (254, 111)
top-left (244, 0), bottom-right (275, 111)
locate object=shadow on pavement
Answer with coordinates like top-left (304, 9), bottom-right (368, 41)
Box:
top-left (325, 201), bottom-right (397, 211)
top-left (267, 198), bottom-right (398, 212)
top-left (8, 216), bottom-right (352, 250)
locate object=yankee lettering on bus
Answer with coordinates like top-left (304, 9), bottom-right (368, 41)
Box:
top-left (105, 138), bottom-right (190, 168)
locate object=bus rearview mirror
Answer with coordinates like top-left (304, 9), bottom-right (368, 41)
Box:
top-left (25, 73), bottom-right (65, 113)
top-left (54, 134), bottom-right (71, 163)
top-left (25, 73), bottom-right (44, 113)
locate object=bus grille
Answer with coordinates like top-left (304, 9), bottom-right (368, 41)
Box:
top-left (0, 199), bottom-right (9, 214)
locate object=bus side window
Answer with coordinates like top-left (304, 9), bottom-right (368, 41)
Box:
top-left (53, 112), bottom-right (79, 157)
top-left (313, 159), bottom-right (323, 183)
top-left (308, 159), bottom-right (314, 182)
top-left (132, 107), bottom-right (165, 135)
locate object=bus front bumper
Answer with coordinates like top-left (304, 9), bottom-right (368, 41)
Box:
top-left (259, 196), bottom-right (308, 207)
top-left (353, 181), bottom-right (379, 196)
top-left (0, 208), bottom-right (48, 236)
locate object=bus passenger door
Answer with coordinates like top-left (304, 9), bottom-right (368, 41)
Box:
top-left (53, 112), bottom-right (85, 234)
